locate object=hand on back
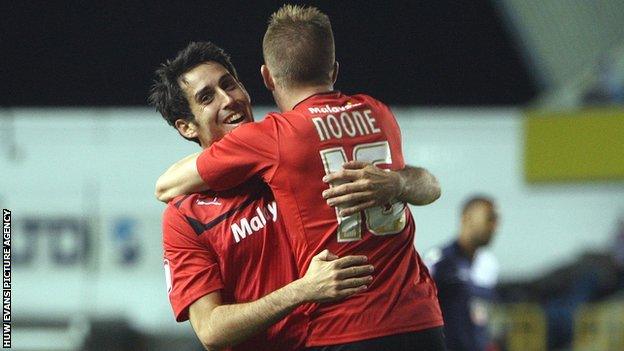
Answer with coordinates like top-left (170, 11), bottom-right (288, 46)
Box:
top-left (298, 249), bottom-right (373, 303)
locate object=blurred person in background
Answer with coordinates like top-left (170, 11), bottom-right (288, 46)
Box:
top-left (426, 196), bottom-right (499, 351)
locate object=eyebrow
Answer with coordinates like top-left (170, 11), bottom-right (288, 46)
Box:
top-left (193, 73), bottom-right (234, 103)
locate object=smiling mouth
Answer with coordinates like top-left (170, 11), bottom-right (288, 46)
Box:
top-left (223, 112), bottom-right (246, 124)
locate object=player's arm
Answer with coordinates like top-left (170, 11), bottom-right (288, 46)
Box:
top-left (322, 161), bottom-right (441, 217)
top-left (165, 206), bottom-right (373, 350)
top-left (394, 165), bottom-right (441, 205)
top-left (156, 122), bottom-right (277, 203)
top-left (155, 152), bottom-right (205, 202)
top-left (189, 250), bottom-right (373, 350)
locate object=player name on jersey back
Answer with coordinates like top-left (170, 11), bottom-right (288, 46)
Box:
top-left (311, 108), bottom-right (382, 142)
top-left (194, 91), bottom-right (444, 346)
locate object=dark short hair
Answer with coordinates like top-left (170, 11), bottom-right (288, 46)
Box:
top-left (263, 5), bottom-right (335, 88)
top-left (461, 195), bottom-right (495, 215)
top-left (148, 41), bottom-right (239, 144)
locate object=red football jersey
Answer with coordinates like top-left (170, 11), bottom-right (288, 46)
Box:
top-left (163, 178), bottom-right (307, 351)
top-left (196, 92), bottom-right (443, 346)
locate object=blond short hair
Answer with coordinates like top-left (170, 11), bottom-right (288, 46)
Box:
top-left (263, 5), bottom-right (335, 87)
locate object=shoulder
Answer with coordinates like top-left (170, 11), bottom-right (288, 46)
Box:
top-left (351, 94), bottom-right (391, 111)
top-left (165, 194), bottom-right (195, 213)
top-left (226, 117), bottom-right (279, 141)
top-left (168, 183), bottom-right (270, 226)
top-left (266, 110), bottom-right (308, 127)
top-left (471, 249), bottom-right (500, 287)
top-left (162, 194), bottom-right (204, 230)
top-left (425, 242), bottom-right (456, 264)
top-left (163, 198), bottom-right (186, 223)
top-left (424, 246), bottom-right (449, 275)
top-left (350, 94), bottom-right (397, 127)
top-left (423, 246), bottom-right (444, 269)
top-left (162, 193), bottom-right (222, 236)
top-left (424, 243), bottom-right (460, 276)
top-left (162, 200), bottom-right (196, 246)
top-left (162, 192), bottom-right (236, 248)
top-left (165, 192), bottom-right (217, 217)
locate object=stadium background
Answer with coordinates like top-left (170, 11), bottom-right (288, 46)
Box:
top-left (3, 1), bottom-right (624, 350)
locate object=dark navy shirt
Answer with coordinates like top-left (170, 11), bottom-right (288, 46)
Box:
top-left (426, 241), bottom-right (497, 351)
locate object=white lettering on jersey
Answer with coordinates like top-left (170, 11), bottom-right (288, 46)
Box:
top-left (364, 110), bottom-right (382, 133)
top-left (231, 201), bottom-right (278, 243)
top-left (307, 102), bottom-right (363, 114)
top-left (267, 201), bottom-right (277, 221)
top-left (313, 118), bottom-right (330, 141)
top-left (196, 197), bottom-right (221, 206)
top-left (312, 109), bottom-right (380, 141)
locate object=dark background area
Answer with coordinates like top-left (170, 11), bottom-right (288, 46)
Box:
top-left (3, 0), bottom-right (537, 107)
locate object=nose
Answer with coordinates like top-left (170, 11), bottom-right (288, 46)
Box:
top-left (217, 88), bottom-right (237, 110)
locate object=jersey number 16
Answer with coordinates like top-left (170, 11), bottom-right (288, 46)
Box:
top-left (320, 141), bottom-right (407, 242)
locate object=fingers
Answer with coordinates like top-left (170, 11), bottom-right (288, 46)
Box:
top-left (326, 192), bottom-right (375, 207)
top-left (321, 179), bottom-right (375, 199)
top-left (323, 183), bottom-right (361, 200)
top-left (333, 255), bottom-right (368, 268)
top-left (338, 200), bottom-right (377, 217)
top-left (322, 181), bottom-right (372, 199)
top-left (341, 160), bottom-right (370, 170)
top-left (314, 249), bottom-right (339, 261)
top-left (321, 161), bottom-right (378, 184)
top-left (322, 169), bottom-right (361, 184)
top-left (336, 264), bottom-right (374, 279)
top-left (337, 275), bottom-right (374, 290)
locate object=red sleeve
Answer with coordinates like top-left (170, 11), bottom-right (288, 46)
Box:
top-left (162, 205), bottom-right (223, 322)
top-left (196, 118), bottom-right (278, 191)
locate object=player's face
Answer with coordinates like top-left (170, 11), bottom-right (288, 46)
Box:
top-left (180, 61), bottom-right (253, 146)
top-left (467, 202), bottom-right (498, 247)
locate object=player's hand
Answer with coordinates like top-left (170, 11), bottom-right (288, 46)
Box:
top-left (321, 161), bottom-right (405, 217)
top-left (297, 249), bottom-right (373, 303)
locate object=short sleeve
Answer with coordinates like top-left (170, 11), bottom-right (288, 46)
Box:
top-left (162, 205), bottom-right (224, 322)
top-left (196, 118), bottom-right (279, 191)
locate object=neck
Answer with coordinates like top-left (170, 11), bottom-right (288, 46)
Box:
top-left (457, 230), bottom-right (477, 260)
top-left (274, 84), bottom-right (334, 112)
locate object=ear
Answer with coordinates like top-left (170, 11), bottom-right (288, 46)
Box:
top-left (261, 64), bottom-right (275, 91)
top-left (331, 61), bottom-right (339, 84)
top-left (174, 118), bottom-right (198, 140)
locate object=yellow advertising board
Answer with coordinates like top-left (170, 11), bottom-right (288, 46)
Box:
top-left (524, 108), bottom-right (624, 182)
